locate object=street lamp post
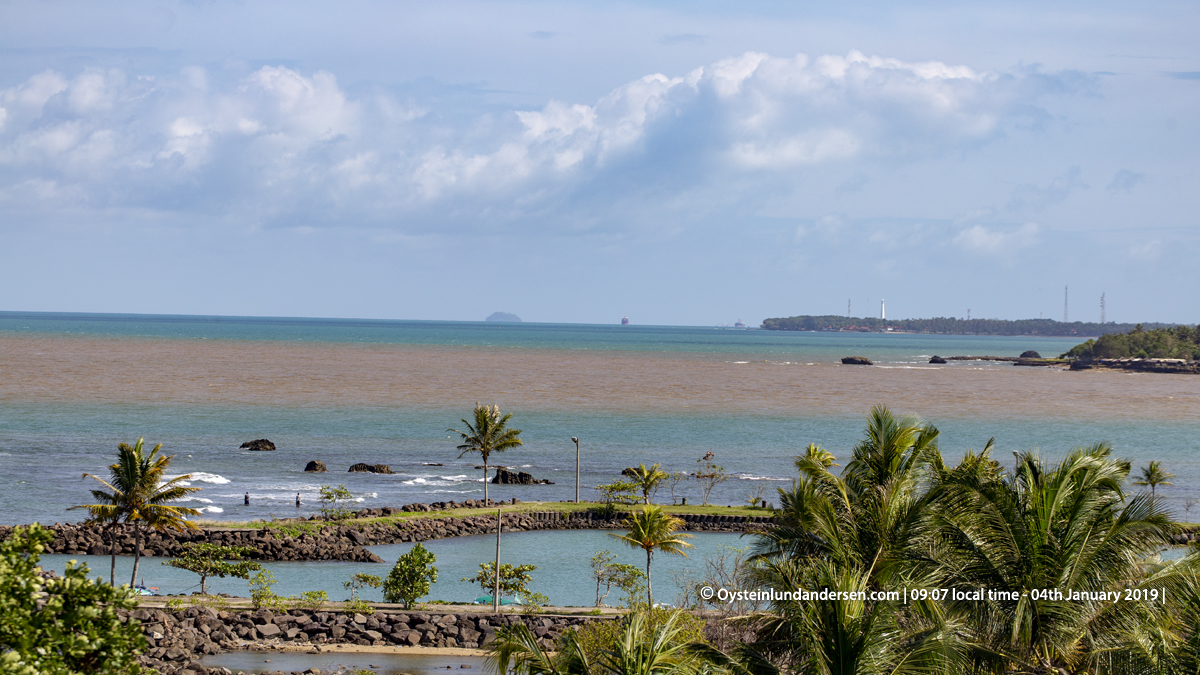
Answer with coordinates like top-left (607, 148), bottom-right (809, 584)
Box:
top-left (571, 437), bottom-right (580, 503)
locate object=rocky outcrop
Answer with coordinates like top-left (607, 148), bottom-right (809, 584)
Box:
top-left (492, 468), bottom-right (553, 484)
top-left (347, 463), bottom-right (393, 474)
top-left (1070, 358), bottom-right (1200, 374)
top-left (303, 461), bottom-right (327, 473)
top-left (928, 356), bottom-right (947, 364)
top-left (1020, 350), bottom-right (1042, 359)
top-left (240, 439), bottom-right (276, 452)
top-left (841, 356), bottom-right (873, 365)
top-left (127, 605), bottom-right (611, 674)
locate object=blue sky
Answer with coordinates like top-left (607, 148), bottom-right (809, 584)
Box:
top-left (1, 0), bottom-right (1197, 325)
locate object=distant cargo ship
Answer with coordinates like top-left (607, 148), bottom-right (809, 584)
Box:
top-left (621, 317), bottom-right (630, 326)
top-left (734, 319), bottom-right (746, 328)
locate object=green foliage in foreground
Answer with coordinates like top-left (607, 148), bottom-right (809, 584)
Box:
top-left (0, 524), bottom-right (147, 675)
top-left (1063, 323), bottom-right (1200, 360)
top-left (383, 543), bottom-right (438, 608)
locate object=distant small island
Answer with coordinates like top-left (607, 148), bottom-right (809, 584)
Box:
top-left (761, 315), bottom-right (1174, 338)
top-left (485, 311), bottom-right (522, 322)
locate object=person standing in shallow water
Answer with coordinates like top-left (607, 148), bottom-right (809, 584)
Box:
top-left (244, 492), bottom-right (249, 505)
top-left (296, 492), bottom-right (301, 507)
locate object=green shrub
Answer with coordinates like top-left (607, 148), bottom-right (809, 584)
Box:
top-left (383, 543), bottom-right (438, 608)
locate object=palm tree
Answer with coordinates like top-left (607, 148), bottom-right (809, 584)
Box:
top-left (928, 443), bottom-right (1191, 675)
top-left (71, 438), bottom-right (201, 586)
top-left (1134, 460), bottom-right (1175, 497)
top-left (488, 609), bottom-right (702, 675)
top-left (449, 404), bottom-right (523, 504)
top-left (622, 463), bottom-right (670, 504)
top-left (609, 505), bottom-right (693, 606)
top-left (742, 406), bottom-right (960, 675)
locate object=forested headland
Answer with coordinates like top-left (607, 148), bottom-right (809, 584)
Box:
top-left (1063, 323), bottom-right (1200, 360)
top-left (760, 314), bottom-right (1172, 337)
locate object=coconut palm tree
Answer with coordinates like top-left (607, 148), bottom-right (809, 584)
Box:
top-left (71, 438), bottom-right (201, 586)
top-left (449, 404), bottom-right (523, 504)
top-left (488, 609), bottom-right (702, 675)
top-left (927, 443), bottom-right (1193, 675)
top-left (741, 406), bottom-right (961, 675)
top-left (622, 463), bottom-right (670, 504)
top-left (1134, 460), bottom-right (1175, 497)
top-left (609, 505), bottom-right (693, 607)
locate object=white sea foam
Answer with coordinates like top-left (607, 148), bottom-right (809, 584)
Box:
top-left (203, 506), bottom-right (224, 513)
top-left (180, 497), bottom-right (214, 504)
top-left (735, 474), bottom-right (789, 481)
top-left (164, 472), bottom-right (230, 486)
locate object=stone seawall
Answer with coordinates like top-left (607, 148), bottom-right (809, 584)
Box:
top-left (125, 604), bottom-right (610, 675)
top-left (1, 504), bottom-right (774, 563)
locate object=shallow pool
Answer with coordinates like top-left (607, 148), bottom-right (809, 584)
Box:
top-left (37, 529), bottom-right (752, 607)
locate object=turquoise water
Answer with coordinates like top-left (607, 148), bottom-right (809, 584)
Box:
top-left (37, 530), bottom-right (748, 608)
top-left (202, 651), bottom-right (483, 675)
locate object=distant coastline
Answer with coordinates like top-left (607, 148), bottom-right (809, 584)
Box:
top-left (760, 315), bottom-right (1173, 338)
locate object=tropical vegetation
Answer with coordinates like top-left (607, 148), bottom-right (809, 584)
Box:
top-left (450, 403), bottom-right (524, 503)
top-left (1136, 460), bottom-right (1176, 497)
top-left (488, 405), bottom-right (1200, 675)
top-left (608, 505), bottom-right (694, 606)
top-left (0, 524), bottom-right (146, 675)
top-left (1063, 323), bottom-right (1200, 360)
top-left (762, 314), bottom-right (1173, 337)
top-left (162, 542), bottom-right (261, 595)
top-left (71, 437), bottom-right (201, 586)
top-left (384, 542), bottom-right (439, 608)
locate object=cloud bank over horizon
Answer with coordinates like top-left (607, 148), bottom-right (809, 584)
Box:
top-left (0, 0), bottom-right (1197, 325)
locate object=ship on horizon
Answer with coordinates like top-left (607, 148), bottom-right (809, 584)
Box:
top-left (621, 316), bottom-right (630, 326)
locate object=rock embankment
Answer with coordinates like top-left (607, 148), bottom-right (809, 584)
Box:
top-left (127, 605), bottom-right (608, 674)
top-left (1070, 358), bottom-right (1200, 374)
top-left (2, 504), bottom-right (774, 562)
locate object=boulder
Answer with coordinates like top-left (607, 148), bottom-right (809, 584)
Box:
top-left (1020, 350), bottom-right (1042, 359)
top-left (928, 356), bottom-right (947, 364)
top-left (841, 356), bottom-right (873, 365)
top-left (491, 468), bottom-right (554, 485)
top-left (348, 463), bottom-right (394, 474)
top-left (304, 460), bottom-right (328, 473)
top-left (240, 439), bottom-right (276, 452)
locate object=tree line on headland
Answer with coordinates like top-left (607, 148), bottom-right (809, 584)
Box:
top-left (1063, 323), bottom-right (1200, 360)
top-left (760, 314), bottom-right (1174, 337)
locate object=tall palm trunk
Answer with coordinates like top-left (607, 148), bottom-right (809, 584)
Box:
top-left (130, 523), bottom-right (142, 587)
top-left (646, 549), bottom-right (653, 607)
top-left (108, 524), bottom-right (118, 586)
top-left (483, 458), bottom-right (489, 504)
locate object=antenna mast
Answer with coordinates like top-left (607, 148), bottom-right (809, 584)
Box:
top-left (1100, 292), bottom-right (1106, 324)
top-left (1063, 286), bottom-right (1068, 323)
top-left (847, 299), bottom-right (851, 318)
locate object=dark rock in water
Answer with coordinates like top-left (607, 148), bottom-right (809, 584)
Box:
top-left (1020, 350), bottom-right (1042, 359)
top-left (841, 356), bottom-right (873, 365)
top-left (304, 460), bottom-right (328, 473)
top-left (348, 463), bottom-right (394, 474)
top-left (240, 439), bottom-right (276, 451)
top-left (485, 312), bottom-right (522, 322)
top-left (423, 462), bottom-right (444, 466)
top-left (492, 468), bottom-right (553, 485)
top-left (929, 356), bottom-right (947, 364)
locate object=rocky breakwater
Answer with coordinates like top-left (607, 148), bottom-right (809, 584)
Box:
top-left (4, 503), bottom-right (774, 562)
top-left (0, 522), bottom-right (382, 563)
top-left (1070, 357), bottom-right (1200, 374)
top-left (126, 605), bottom-right (609, 674)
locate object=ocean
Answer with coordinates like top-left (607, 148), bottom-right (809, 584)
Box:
top-left (3, 311), bottom-right (1198, 527)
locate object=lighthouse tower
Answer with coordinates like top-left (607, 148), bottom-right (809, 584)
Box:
top-left (881, 299), bottom-right (886, 320)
